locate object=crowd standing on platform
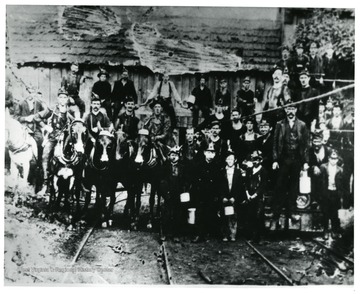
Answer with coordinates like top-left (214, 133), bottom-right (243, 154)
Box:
top-left (6, 41), bottom-right (354, 243)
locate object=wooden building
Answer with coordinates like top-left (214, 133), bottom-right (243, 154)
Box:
top-left (6, 5), bottom-right (284, 127)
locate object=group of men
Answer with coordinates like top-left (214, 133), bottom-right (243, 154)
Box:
top-left (10, 40), bottom-right (354, 242)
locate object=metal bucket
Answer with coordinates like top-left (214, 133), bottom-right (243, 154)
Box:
top-left (224, 206), bottom-right (234, 216)
top-left (188, 208), bottom-right (196, 224)
top-left (180, 192), bottom-right (190, 203)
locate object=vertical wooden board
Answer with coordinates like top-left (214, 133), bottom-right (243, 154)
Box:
top-left (250, 76), bottom-right (256, 92)
top-left (173, 74), bottom-right (182, 115)
top-left (132, 70), bottom-right (139, 99)
top-left (38, 67), bottom-right (51, 106)
top-left (189, 75), bottom-right (196, 94)
top-left (208, 74), bottom-right (216, 105)
top-left (49, 68), bottom-right (62, 108)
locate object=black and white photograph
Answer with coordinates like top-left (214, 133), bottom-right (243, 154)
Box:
top-left (3, 2), bottom-right (356, 287)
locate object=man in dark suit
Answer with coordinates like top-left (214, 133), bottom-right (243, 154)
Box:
top-left (272, 99), bottom-right (310, 228)
top-left (320, 149), bottom-right (344, 239)
top-left (219, 150), bottom-right (245, 242)
top-left (111, 70), bottom-right (138, 123)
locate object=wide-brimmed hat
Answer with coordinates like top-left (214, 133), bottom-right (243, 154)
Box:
top-left (97, 70), bottom-right (109, 78)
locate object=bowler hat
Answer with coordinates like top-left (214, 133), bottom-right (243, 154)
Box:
top-left (149, 98), bottom-right (163, 109)
top-left (299, 68), bottom-right (310, 77)
top-left (243, 76), bottom-right (251, 83)
top-left (169, 145), bottom-right (182, 155)
top-left (250, 150), bottom-right (263, 161)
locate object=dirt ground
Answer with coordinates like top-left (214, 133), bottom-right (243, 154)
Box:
top-left (3, 179), bottom-right (355, 286)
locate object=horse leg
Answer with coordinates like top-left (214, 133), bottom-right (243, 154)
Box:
top-left (107, 191), bottom-right (116, 227)
top-left (148, 184), bottom-right (156, 229)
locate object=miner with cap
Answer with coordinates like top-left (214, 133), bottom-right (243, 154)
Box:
top-left (143, 71), bottom-right (182, 129)
top-left (188, 74), bottom-right (213, 127)
top-left (207, 120), bottom-right (228, 164)
top-left (236, 76), bottom-right (255, 117)
top-left (293, 68), bottom-right (320, 128)
top-left (191, 142), bottom-right (222, 242)
top-left (214, 77), bottom-right (231, 118)
top-left (308, 130), bottom-right (336, 208)
top-left (36, 87), bottom-right (75, 195)
top-left (61, 62), bottom-right (88, 118)
top-left (276, 45), bottom-right (292, 72)
top-left (242, 150), bottom-right (268, 242)
top-left (114, 96), bottom-right (140, 141)
top-left (256, 118), bottom-right (274, 174)
top-left (289, 41), bottom-right (310, 87)
top-left (272, 99), bottom-right (310, 229)
top-left (111, 69), bottom-right (138, 123)
top-left (159, 145), bottom-right (190, 242)
top-left (218, 148), bottom-right (244, 242)
top-left (83, 94), bottom-right (113, 155)
top-left (319, 149), bottom-right (344, 239)
top-left (92, 69), bottom-right (112, 119)
top-left (308, 41), bottom-right (324, 88)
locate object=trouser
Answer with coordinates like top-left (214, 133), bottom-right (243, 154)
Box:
top-left (42, 138), bottom-right (57, 181)
top-left (161, 98), bottom-right (177, 129)
top-left (243, 198), bottom-right (264, 239)
top-left (194, 200), bottom-right (219, 239)
top-left (273, 157), bottom-right (301, 220)
top-left (192, 105), bottom-right (211, 127)
top-left (221, 212), bottom-right (237, 240)
top-left (71, 96), bottom-right (86, 118)
top-left (321, 190), bottom-right (341, 233)
top-left (160, 180), bottom-right (188, 237)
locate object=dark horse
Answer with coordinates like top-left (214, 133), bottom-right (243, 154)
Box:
top-left (83, 130), bottom-right (117, 227)
top-left (128, 131), bottom-right (166, 229)
top-left (49, 119), bottom-right (88, 216)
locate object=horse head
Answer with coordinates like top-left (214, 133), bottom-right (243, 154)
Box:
top-left (69, 119), bottom-right (88, 154)
top-left (115, 126), bottom-right (129, 161)
top-left (92, 130), bottom-right (116, 170)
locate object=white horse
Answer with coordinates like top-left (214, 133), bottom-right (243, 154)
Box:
top-left (5, 107), bottom-right (37, 197)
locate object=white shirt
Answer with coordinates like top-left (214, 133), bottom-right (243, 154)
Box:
top-left (288, 117), bottom-right (295, 129)
top-left (328, 164), bottom-right (337, 190)
top-left (226, 166), bottom-right (235, 190)
top-left (315, 146), bottom-right (325, 163)
top-left (331, 116), bottom-right (342, 130)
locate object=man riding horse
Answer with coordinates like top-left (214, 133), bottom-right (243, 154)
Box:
top-left (36, 88), bottom-right (75, 195)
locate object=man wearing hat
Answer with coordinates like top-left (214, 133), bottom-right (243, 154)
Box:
top-left (223, 108), bottom-right (246, 154)
top-left (242, 150), bottom-right (268, 242)
top-left (290, 41), bottom-right (309, 82)
top-left (114, 96), bottom-right (140, 141)
top-left (294, 68), bottom-right (320, 128)
top-left (236, 76), bottom-right (255, 117)
top-left (92, 70), bottom-right (112, 119)
top-left (61, 62), bottom-right (87, 118)
top-left (111, 69), bottom-right (138, 123)
top-left (36, 88), bottom-right (75, 195)
top-left (215, 77), bottom-right (231, 118)
top-left (159, 146), bottom-right (190, 242)
top-left (257, 118), bottom-right (274, 174)
top-left (143, 71), bottom-right (182, 129)
top-left (144, 100), bottom-right (172, 161)
top-left (207, 120), bottom-right (228, 164)
top-left (308, 41), bottom-right (324, 88)
top-left (272, 99), bottom-right (310, 228)
top-left (319, 149), bottom-right (344, 239)
top-left (218, 149), bottom-right (244, 242)
top-left (14, 87), bottom-right (49, 168)
top-left (189, 75), bottom-right (213, 127)
top-left (191, 142), bottom-right (221, 242)
top-left (276, 45), bottom-right (292, 72)
top-left (83, 95), bottom-right (113, 155)
top-left (308, 130), bottom-right (334, 208)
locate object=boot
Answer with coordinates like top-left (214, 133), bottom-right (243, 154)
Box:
top-left (37, 178), bottom-right (49, 196)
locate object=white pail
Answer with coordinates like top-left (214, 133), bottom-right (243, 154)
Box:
top-left (188, 208), bottom-right (196, 224)
top-left (180, 192), bottom-right (190, 202)
top-left (299, 170), bottom-right (311, 194)
top-left (224, 206), bottom-right (234, 216)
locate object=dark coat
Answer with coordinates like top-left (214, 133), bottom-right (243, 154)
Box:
top-left (111, 79), bottom-right (138, 105)
top-left (14, 99), bottom-right (48, 132)
top-left (273, 117), bottom-right (309, 164)
top-left (320, 163), bottom-right (344, 201)
top-left (245, 166), bottom-right (268, 199)
top-left (92, 80), bottom-right (112, 102)
top-left (219, 167), bottom-right (245, 207)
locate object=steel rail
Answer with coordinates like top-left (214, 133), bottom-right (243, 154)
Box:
top-left (312, 239), bottom-right (354, 266)
top-left (244, 239), bottom-right (294, 286)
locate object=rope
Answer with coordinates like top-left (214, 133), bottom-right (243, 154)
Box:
top-left (243, 83), bottom-right (355, 120)
top-left (6, 63), bottom-right (33, 94)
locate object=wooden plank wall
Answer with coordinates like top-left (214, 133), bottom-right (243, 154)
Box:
top-left (7, 65), bottom-right (273, 127)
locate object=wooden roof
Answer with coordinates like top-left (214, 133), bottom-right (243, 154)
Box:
top-left (7, 5), bottom-right (283, 74)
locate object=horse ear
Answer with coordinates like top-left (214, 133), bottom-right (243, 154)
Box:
top-left (167, 145), bottom-right (172, 151)
top-left (109, 123), bottom-right (114, 134)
